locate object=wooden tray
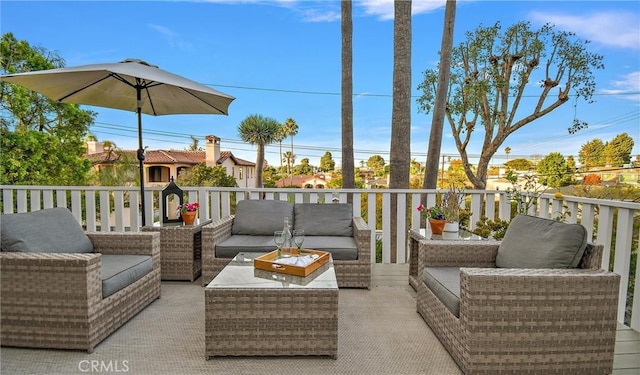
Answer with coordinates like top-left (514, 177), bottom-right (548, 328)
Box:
top-left (254, 249), bottom-right (330, 277)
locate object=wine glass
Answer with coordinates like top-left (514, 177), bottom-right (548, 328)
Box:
top-left (274, 231), bottom-right (285, 257)
top-left (293, 229), bottom-right (305, 255)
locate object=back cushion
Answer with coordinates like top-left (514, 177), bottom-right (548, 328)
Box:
top-left (294, 203), bottom-right (353, 236)
top-left (496, 215), bottom-right (588, 269)
top-left (231, 200), bottom-right (294, 235)
top-left (0, 207), bottom-right (94, 253)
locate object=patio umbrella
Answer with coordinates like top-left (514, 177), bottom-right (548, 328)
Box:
top-left (0, 58), bottom-right (235, 226)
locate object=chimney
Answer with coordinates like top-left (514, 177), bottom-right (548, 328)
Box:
top-left (86, 140), bottom-right (104, 155)
top-left (205, 135), bottom-right (220, 167)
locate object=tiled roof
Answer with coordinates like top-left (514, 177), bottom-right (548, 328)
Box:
top-left (86, 149), bottom-right (254, 166)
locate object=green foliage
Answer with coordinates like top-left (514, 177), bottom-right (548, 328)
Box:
top-left (88, 148), bottom-right (138, 186)
top-left (473, 216), bottom-right (510, 240)
top-left (579, 138), bottom-right (605, 169)
top-left (293, 158), bottom-right (314, 175)
top-left (505, 170), bottom-right (547, 214)
top-left (175, 163), bottom-right (237, 187)
top-left (603, 133), bottom-right (634, 167)
top-left (238, 114), bottom-right (280, 188)
top-left (319, 151), bottom-right (335, 172)
top-left (504, 158), bottom-right (534, 171)
top-left (1, 128), bottom-right (91, 185)
top-left (367, 155), bottom-right (386, 176)
top-left (1, 33), bottom-right (96, 186)
top-left (537, 152), bottom-right (573, 188)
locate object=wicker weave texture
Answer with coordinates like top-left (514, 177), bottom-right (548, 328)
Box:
top-left (205, 288), bottom-right (339, 359)
top-left (0, 232), bottom-right (161, 353)
top-left (143, 221), bottom-right (210, 281)
top-left (413, 232), bottom-right (621, 375)
top-left (202, 215), bottom-right (371, 288)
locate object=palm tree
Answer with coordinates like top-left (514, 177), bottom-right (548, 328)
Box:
top-left (282, 151), bottom-right (296, 182)
top-left (505, 146), bottom-right (511, 161)
top-left (275, 125), bottom-right (287, 173)
top-left (424, 0), bottom-right (456, 189)
top-left (238, 114), bottom-right (281, 188)
top-left (389, 0), bottom-right (412, 263)
top-left (282, 118), bottom-right (298, 175)
top-left (341, 0), bottom-right (354, 189)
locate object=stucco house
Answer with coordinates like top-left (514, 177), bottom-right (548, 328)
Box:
top-left (86, 135), bottom-right (256, 187)
top-left (275, 174), bottom-right (330, 188)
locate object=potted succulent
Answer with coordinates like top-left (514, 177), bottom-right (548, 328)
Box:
top-left (176, 202), bottom-right (199, 225)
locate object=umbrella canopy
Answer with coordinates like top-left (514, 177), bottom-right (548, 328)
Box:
top-left (1, 58), bottom-right (235, 226)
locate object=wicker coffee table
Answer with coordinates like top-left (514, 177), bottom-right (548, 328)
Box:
top-left (205, 252), bottom-right (339, 359)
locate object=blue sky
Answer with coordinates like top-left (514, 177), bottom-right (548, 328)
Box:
top-left (2, 0), bottom-right (639, 169)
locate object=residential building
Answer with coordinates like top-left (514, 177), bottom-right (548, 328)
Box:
top-left (86, 135), bottom-right (256, 187)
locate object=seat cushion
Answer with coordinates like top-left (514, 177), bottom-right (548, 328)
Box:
top-left (215, 235), bottom-right (275, 258)
top-left (231, 200), bottom-right (294, 236)
top-left (303, 236), bottom-right (358, 260)
top-left (496, 215), bottom-right (588, 269)
top-left (215, 235), bottom-right (359, 261)
top-left (101, 255), bottom-right (153, 298)
top-left (423, 267), bottom-right (461, 317)
top-left (0, 207), bottom-right (94, 253)
top-left (294, 203), bottom-right (353, 236)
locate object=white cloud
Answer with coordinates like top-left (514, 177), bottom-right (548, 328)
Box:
top-left (601, 71), bottom-right (640, 102)
top-left (529, 10), bottom-right (640, 50)
top-left (147, 23), bottom-right (193, 50)
top-left (300, 8), bottom-right (341, 22)
top-left (358, 0), bottom-right (447, 21)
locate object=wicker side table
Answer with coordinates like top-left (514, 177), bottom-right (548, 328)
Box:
top-left (143, 220), bottom-right (211, 281)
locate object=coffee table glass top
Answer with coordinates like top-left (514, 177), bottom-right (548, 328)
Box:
top-left (206, 252), bottom-right (338, 289)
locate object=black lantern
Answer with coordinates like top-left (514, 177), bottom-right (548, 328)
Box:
top-left (161, 177), bottom-right (183, 225)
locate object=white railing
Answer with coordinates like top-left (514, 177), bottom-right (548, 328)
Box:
top-left (1, 185), bottom-right (639, 330)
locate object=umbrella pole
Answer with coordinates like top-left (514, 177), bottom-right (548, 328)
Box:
top-left (136, 88), bottom-right (146, 227)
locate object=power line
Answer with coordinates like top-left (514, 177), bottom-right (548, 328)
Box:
top-left (206, 83), bottom-right (640, 99)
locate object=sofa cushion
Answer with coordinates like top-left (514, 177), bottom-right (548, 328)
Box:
top-left (216, 235), bottom-right (276, 258)
top-left (215, 235), bottom-right (359, 261)
top-left (496, 215), bottom-right (588, 269)
top-left (294, 203), bottom-right (353, 237)
top-left (303, 236), bottom-right (358, 260)
top-left (231, 200), bottom-right (294, 236)
top-left (101, 255), bottom-right (153, 298)
top-left (0, 207), bottom-right (94, 253)
top-left (423, 267), bottom-right (461, 317)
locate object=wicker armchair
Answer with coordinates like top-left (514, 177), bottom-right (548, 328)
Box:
top-left (410, 218), bottom-right (620, 374)
top-left (1, 231), bottom-right (161, 353)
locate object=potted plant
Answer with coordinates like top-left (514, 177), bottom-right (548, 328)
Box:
top-left (176, 202), bottom-right (199, 226)
top-left (417, 204), bottom-right (447, 234)
top-left (441, 187), bottom-right (465, 233)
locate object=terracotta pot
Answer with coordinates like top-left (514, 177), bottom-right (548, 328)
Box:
top-left (429, 219), bottom-right (446, 235)
top-left (181, 211), bottom-right (197, 226)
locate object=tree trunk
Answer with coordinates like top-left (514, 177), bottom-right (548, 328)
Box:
top-left (341, 0), bottom-right (355, 190)
top-left (256, 143), bottom-right (264, 188)
top-left (389, 0), bottom-right (412, 263)
top-left (424, 0), bottom-right (456, 189)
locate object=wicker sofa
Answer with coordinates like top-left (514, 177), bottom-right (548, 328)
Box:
top-left (412, 215), bottom-right (620, 375)
top-left (202, 200), bottom-right (371, 288)
top-left (0, 207), bottom-right (161, 353)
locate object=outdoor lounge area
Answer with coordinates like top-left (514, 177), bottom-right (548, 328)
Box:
top-left (1, 185), bottom-right (639, 374)
top-left (1, 271), bottom-right (638, 374)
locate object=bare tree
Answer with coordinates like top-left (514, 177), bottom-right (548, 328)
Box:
top-left (418, 21), bottom-right (604, 189)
